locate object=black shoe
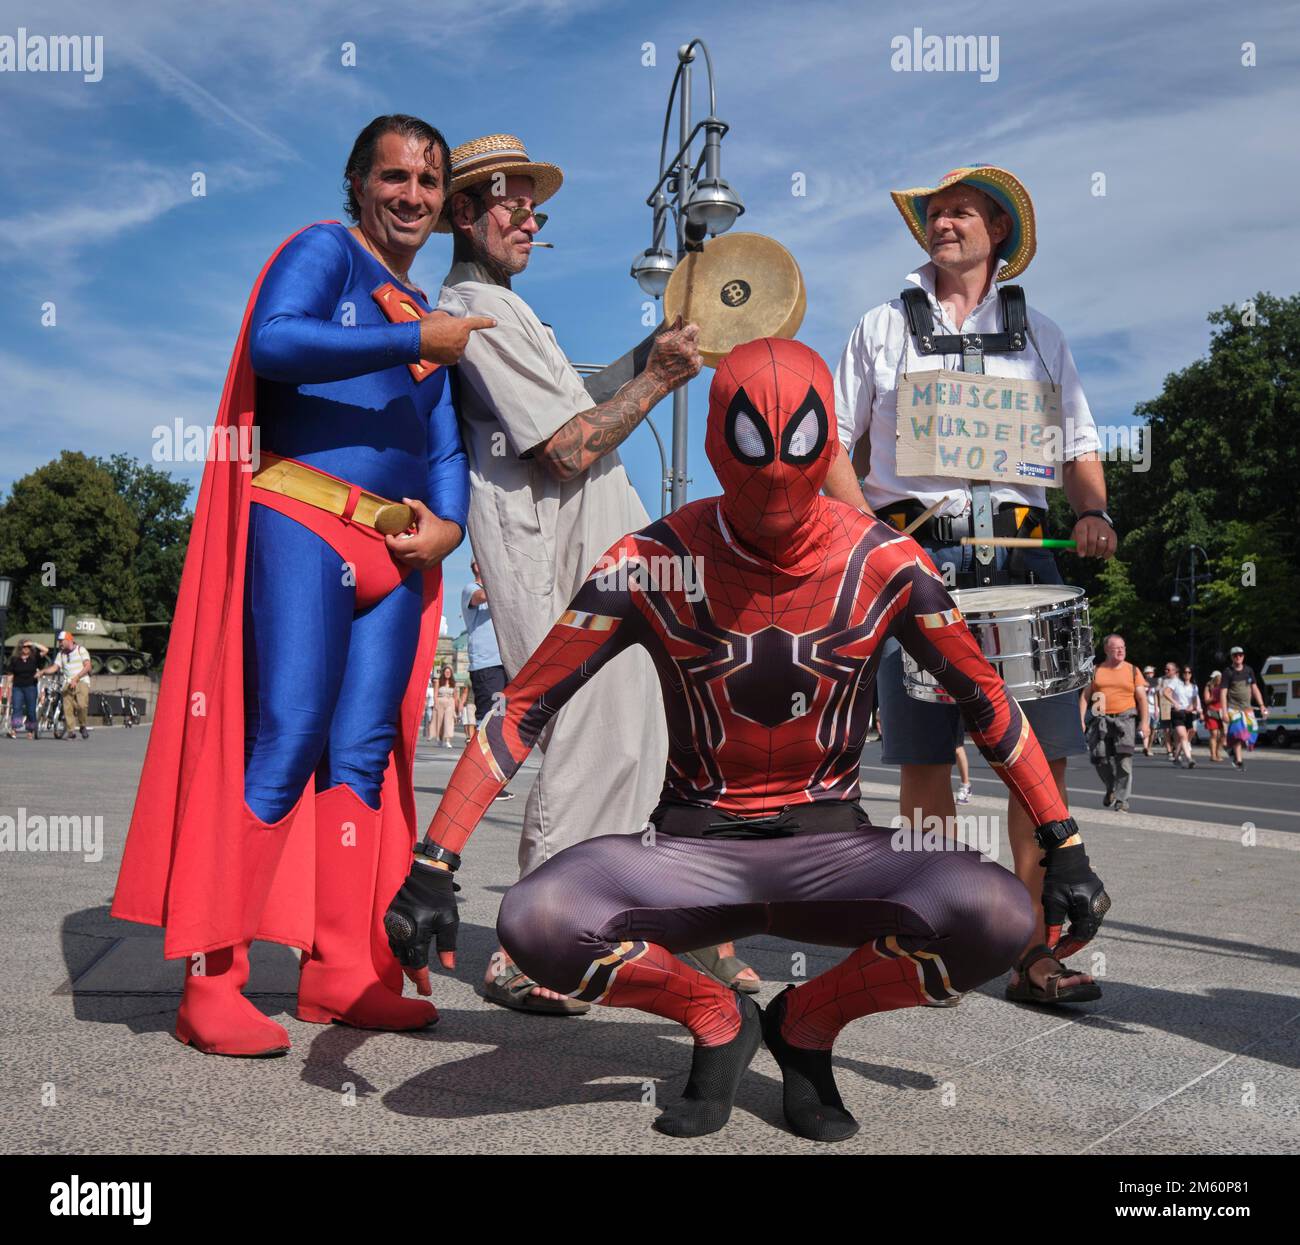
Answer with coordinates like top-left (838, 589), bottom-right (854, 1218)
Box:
top-left (760, 985), bottom-right (860, 1143)
top-left (1186, 759), bottom-right (1196, 769)
top-left (494, 790), bottom-right (515, 802)
top-left (1112, 800), bottom-right (1127, 812)
top-left (80, 727), bottom-right (90, 739)
top-left (1102, 788), bottom-right (1115, 808)
top-left (652, 992), bottom-right (762, 1139)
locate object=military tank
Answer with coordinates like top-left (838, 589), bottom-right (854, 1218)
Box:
top-left (4, 615), bottom-right (168, 675)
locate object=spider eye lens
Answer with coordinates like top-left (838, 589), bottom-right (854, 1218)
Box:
top-left (732, 410), bottom-right (766, 459)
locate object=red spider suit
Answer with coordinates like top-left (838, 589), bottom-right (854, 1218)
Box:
top-left (384, 337), bottom-right (1109, 1141)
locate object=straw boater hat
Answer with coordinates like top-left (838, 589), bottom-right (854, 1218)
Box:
top-left (434, 133), bottom-right (564, 233)
top-left (890, 165), bottom-right (1036, 281)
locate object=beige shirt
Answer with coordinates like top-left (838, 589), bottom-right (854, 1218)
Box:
top-left (56, 644), bottom-right (92, 690)
top-left (440, 276), bottom-right (650, 675)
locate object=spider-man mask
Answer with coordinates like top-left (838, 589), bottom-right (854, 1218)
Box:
top-left (705, 337), bottom-right (840, 574)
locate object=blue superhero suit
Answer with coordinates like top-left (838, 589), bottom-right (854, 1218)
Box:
top-left (243, 222), bottom-right (468, 822)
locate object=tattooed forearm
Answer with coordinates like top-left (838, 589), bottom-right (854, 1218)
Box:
top-left (534, 317), bottom-right (701, 482)
top-left (536, 370), bottom-right (667, 482)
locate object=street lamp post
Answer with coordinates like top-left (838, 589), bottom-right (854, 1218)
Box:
top-left (1170, 544), bottom-right (1211, 674)
top-left (51, 602), bottom-right (67, 642)
top-left (631, 38), bottom-right (744, 511)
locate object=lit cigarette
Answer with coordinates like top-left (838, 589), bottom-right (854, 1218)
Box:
top-left (531, 241), bottom-right (555, 248)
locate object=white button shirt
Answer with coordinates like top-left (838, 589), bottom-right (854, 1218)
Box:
top-left (833, 263), bottom-right (1100, 515)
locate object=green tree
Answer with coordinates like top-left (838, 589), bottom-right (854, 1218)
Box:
top-left (0, 452), bottom-right (144, 640)
top-left (1060, 292), bottom-right (1300, 674)
top-left (1084, 556), bottom-right (1159, 656)
top-left (94, 454), bottom-right (192, 660)
top-left (1196, 519), bottom-right (1300, 662)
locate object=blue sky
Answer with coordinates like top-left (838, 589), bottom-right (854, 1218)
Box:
top-left (1, 0), bottom-right (1295, 632)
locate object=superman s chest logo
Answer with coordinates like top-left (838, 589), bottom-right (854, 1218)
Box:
top-left (372, 282), bottom-right (439, 382)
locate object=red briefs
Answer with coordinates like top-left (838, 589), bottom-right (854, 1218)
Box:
top-left (251, 465), bottom-right (412, 609)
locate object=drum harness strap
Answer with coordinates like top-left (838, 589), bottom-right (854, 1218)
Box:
top-left (899, 284), bottom-right (1054, 588)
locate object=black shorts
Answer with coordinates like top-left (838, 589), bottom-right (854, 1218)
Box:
top-left (1169, 709), bottom-right (1195, 730)
top-left (469, 664), bottom-right (507, 725)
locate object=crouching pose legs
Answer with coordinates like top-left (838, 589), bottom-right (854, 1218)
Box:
top-left (496, 815), bottom-right (1034, 1139)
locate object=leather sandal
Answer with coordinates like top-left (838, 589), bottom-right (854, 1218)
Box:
top-left (482, 961), bottom-right (590, 1016)
top-left (1004, 944), bottom-right (1102, 1005)
top-left (678, 946), bottom-right (762, 994)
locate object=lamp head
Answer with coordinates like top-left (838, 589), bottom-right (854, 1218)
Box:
top-left (685, 176), bottom-right (744, 235)
top-left (631, 246), bottom-right (676, 297)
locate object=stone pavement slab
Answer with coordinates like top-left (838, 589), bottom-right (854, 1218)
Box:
top-left (0, 727), bottom-right (1296, 1154)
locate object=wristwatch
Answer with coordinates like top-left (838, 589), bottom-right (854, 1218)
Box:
top-left (1076, 509), bottom-right (1115, 529)
top-left (413, 840), bottom-right (462, 872)
top-left (1033, 816), bottom-right (1080, 851)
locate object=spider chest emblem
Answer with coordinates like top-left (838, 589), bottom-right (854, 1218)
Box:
top-left (723, 626), bottom-right (817, 728)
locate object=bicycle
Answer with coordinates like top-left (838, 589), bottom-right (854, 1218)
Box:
top-left (101, 686), bottom-right (141, 728)
top-left (38, 674), bottom-right (67, 739)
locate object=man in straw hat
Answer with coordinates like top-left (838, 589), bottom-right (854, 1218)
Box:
top-left (437, 135), bottom-right (756, 1012)
top-left (825, 165), bottom-right (1115, 1005)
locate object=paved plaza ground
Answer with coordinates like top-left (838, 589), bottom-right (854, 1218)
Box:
top-left (2, 726), bottom-right (1297, 1155)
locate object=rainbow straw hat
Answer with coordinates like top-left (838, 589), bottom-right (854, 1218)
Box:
top-left (890, 165), bottom-right (1035, 281)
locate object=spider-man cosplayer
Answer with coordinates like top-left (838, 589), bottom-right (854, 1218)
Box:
top-left (385, 337), bottom-right (1109, 1140)
top-left (112, 221), bottom-right (468, 1056)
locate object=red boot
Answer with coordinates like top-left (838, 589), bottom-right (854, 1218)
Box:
top-left (174, 943), bottom-right (291, 1056)
top-left (296, 784), bottom-right (438, 1030)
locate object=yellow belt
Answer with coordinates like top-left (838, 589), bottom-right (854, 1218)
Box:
top-left (883, 505), bottom-right (1044, 540)
top-left (250, 453), bottom-right (413, 536)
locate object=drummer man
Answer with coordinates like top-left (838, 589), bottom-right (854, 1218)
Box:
top-left (824, 165), bottom-right (1115, 1003)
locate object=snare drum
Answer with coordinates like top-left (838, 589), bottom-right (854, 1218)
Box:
top-left (902, 584), bottom-right (1093, 704)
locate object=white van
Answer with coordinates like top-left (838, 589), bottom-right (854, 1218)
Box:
top-left (1260, 654), bottom-right (1300, 747)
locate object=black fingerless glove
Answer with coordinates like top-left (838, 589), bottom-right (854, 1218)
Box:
top-left (384, 860), bottom-right (459, 968)
top-left (1042, 844), bottom-right (1111, 945)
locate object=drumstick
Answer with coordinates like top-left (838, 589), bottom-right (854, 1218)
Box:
top-left (959, 536), bottom-right (1077, 549)
top-left (900, 498), bottom-right (946, 536)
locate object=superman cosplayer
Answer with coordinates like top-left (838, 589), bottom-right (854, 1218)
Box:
top-left (384, 337), bottom-right (1110, 1141)
top-left (112, 216), bottom-right (469, 1056)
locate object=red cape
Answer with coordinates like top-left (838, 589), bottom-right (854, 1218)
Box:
top-left (111, 225), bottom-right (442, 959)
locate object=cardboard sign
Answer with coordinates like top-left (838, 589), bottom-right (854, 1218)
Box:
top-left (371, 282), bottom-right (439, 383)
top-left (896, 369), bottom-right (1063, 486)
